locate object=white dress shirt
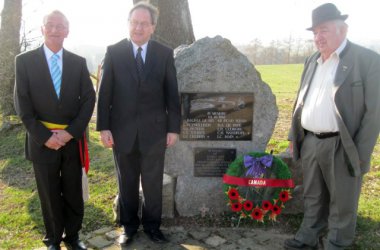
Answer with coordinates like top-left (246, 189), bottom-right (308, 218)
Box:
top-left (301, 39), bottom-right (347, 133)
top-left (131, 41), bottom-right (148, 63)
top-left (43, 44), bottom-right (63, 72)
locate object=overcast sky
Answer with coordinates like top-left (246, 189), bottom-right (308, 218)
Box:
top-left (1, 0), bottom-right (379, 49)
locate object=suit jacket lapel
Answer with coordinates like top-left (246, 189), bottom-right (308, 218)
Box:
top-left (124, 40), bottom-right (139, 82)
top-left (143, 40), bottom-right (156, 81)
top-left (38, 46), bottom-right (59, 100)
top-left (334, 42), bottom-right (353, 90)
top-left (61, 49), bottom-right (72, 101)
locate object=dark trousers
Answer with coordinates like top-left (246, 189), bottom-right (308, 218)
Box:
top-left (295, 133), bottom-right (362, 249)
top-left (33, 140), bottom-right (84, 246)
top-left (113, 139), bottom-right (165, 233)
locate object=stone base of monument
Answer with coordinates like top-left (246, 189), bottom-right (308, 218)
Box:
top-left (161, 173), bottom-right (175, 218)
top-left (112, 173), bottom-right (175, 224)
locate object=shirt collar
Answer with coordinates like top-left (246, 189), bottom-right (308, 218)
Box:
top-left (335, 39), bottom-right (347, 57)
top-left (131, 41), bottom-right (148, 56)
top-left (43, 44), bottom-right (63, 60)
top-left (317, 39), bottom-right (347, 64)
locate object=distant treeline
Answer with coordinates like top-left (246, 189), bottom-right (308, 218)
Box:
top-left (238, 38), bottom-right (380, 65)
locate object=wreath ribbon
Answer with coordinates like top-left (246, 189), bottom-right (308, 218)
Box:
top-left (223, 174), bottom-right (295, 188)
top-left (244, 155), bottom-right (273, 177)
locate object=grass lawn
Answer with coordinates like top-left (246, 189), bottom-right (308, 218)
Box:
top-left (0, 64), bottom-right (379, 249)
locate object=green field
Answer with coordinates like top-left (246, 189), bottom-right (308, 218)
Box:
top-left (0, 64), bottom-right (379, 249)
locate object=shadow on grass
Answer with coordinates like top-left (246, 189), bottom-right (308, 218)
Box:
top-left (26, 191), bottom-right (115, 237)
top-left (353, 215), bottom-right (380, 250)
top-left (0, 126), bottom-right (36, 190)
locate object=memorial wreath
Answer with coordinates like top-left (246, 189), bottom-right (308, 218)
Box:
top-left (223, 151), bottom-right (294, 222)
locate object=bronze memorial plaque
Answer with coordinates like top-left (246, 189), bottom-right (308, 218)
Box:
top-left (194, 148), bottom-right (236, 177)
top-left (181, 93), bottom-right (254, 141)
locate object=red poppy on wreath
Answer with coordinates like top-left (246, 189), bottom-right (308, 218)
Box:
top-left (231, 202), bottom-right (243, 212)
top-left (228, 188), bottom-right (240, 200)
top-left (272, 204), bottom-right (282, 215)
top-left (279, 190), bottom-right (291, 202)
top-left (251, 207), bottom-right (264, 222)
top-left (261, 200), bottom-right (273, 211)
top-left (243, 200), bottom-right (253, 211)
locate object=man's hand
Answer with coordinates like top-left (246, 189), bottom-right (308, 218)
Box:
top-left (100, 130), bottom-right (114, 148)
top-left (52, 129), bottom-right (73, 144)
top-left (289, 141), bottom-right (293, 154)
top-left (44, 133), bottom-right (66, 150)
top-left (166, 133), bottom-right (178, 147)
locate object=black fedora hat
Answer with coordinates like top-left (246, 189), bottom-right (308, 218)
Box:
top-left (307, 3), bottom-right (348, 30)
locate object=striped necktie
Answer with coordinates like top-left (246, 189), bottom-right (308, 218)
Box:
top-left (50, 54), bottom-right (61, 97)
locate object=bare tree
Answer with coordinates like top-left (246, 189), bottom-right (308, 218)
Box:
top-left (133, 0), bottom-right (195, 48)
top-left (283, 35), bottom-right (293, 64)
top-left (244, 38), bottom-right (263, 65)
top-left (0, 0), bottom-right (22, 129)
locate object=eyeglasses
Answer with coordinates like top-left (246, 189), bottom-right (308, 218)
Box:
top-left (44, 23), bottom-right (67, 31)
top-left (129, 20), bottom-right (152, 29)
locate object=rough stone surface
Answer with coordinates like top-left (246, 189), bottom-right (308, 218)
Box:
top-left (162, 173), bottom-right (175, 218)
top-left (92, 227), bottom-right (113, 235)
top-left (205, 235), bottom-right (227, 247)
top-left (175, 175), bottom-right (225, 216)
top-left (105, 230), bottom-right (121, 241)
top-left (165, 36), bottom-right (278, 217)
top-left (87, 235), bottom-right (113, 249)
top-left (34, 226), bottom-right (327, 250)
top-left (188, 229), bottom-right (211, 240)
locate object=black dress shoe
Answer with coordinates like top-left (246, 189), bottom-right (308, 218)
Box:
top-left (64, 239), bottom-right (87, 250)
top-left (118, 231), bottom-right (137, 246)
top-left (47, 244), bottom-right (61, 250)
top-left (144, 229), bottom-right (169, 244)
top-left (284, 238), bottom-right (317, 250)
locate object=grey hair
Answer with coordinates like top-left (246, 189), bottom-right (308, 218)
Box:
top-left (334, 19), bottom-right (348, 35)
top-left (43, 10), bottom-right (70, 29)
top-left (129, 2), bottom-right (159, 25)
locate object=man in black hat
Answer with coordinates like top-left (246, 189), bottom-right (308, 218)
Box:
top-left (285, 3), bottom-right (380, 250)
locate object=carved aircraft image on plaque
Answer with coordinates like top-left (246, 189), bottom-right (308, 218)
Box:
top-left (181, 93), bottom-right (254, 141)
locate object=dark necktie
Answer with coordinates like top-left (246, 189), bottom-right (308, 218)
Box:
top-left (136, 47), bottom-right (144, 80)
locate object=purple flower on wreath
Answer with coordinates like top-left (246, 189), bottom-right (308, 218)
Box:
top-left (244, 155), bottom-right (273, 177)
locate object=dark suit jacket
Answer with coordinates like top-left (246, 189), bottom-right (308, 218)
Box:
top-left (290, 41), bottom-right (380, 176)
top-left (14, 46), bottom-right (96, 163)
top-left (96, 39), bottom-right (181, 154)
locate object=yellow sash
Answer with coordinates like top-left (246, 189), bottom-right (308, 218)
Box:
top-left (40, 120), bottom-right (68, 130)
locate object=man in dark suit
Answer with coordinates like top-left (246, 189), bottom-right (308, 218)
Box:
top-left (285, 3), bottom-right (380, 250)
top-left (14, 10), bottom-right (95, 250)
top-left (96, 2), bottom-right (181, 246)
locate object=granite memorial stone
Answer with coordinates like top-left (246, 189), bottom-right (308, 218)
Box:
top-left (165, 36), bottom-right (278, 216)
